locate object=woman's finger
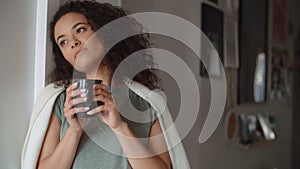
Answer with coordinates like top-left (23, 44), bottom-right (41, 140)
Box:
top-left (66, 83), bottom-right (79, 97)
top-left (93, 93), bottom-right (112, 103)
top-left (94, 88), bottom-right (110, 97)
top-left (86, 105), bottom-right (105, 116)
top-left (73, 107), bottom-right (90, 114)
top-left (71, 89), bottom-right (87, 98)
top-left (71, 97), bottom-right (87, 106)
top-left (93, 84), bottom-right (110, 97)
top-left (65, 83), bottom-right (86, 106)
top-left (67, 88), bottom-right (87, 99)
top-left (64, 96), bottom-right (87, 109)
top-left (64, 107), bottom-right (90, 118)
top-left (93, 84), bottom-right (107, 91)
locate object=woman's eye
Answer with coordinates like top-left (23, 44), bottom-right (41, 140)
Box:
top-left (60, 40), bottom-right (68, 47)
top-left (76, 27), bottom-right (86, 34)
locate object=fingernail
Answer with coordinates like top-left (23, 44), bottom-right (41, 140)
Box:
top-left (87, 111), bottom-right (93, 115)
top-left (80, 89), bottom-right (87, 92)
top-left (83, 97), bottom-right (87, 102)
top-left (72, 82), bottom-right (78, 88)
top-left (84, 107), bottom-right (90, 111)
top-left (80, 93), bottom-right (87, 97)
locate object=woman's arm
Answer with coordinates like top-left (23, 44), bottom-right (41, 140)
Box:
top-left (37, 84), bottom-right (87, 169)
top-left (37, 114), bottom-right (82, 169)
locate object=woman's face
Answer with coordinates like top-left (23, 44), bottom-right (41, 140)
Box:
top-left (54, 12), bottom-right (104, 74)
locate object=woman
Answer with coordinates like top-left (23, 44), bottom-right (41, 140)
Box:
top-left (37, 1), bottom-right (171, 169)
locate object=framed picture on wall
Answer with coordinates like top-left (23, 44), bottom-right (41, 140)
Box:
top-left (200, 3), bottom-right (224, 77)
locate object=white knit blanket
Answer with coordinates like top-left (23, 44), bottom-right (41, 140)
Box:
top-left (21, 80), bottom-right (190, 169)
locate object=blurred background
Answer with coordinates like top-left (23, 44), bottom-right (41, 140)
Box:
top-left (1, 0), bottom-right (299, 169)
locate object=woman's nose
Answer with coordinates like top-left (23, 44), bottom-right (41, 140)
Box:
top-left (71, 40), bottom-right (81, 48)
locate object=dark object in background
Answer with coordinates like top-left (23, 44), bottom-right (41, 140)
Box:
top-left (238, 0), bottom-right (268, 104)
top-left (200, 3), bottom-right (224, 77)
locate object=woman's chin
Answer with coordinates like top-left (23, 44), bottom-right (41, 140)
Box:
top-left (74, 62), bottom-right (99, 75)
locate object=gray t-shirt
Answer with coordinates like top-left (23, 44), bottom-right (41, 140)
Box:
top-left (53, 89), bottom-right (156, 169)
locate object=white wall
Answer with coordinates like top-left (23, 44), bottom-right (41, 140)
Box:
top-left (0, 0), bottom-right (37, 168)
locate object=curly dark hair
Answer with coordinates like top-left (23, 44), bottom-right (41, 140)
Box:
top-left (49, 0), bottom-right (159, 89)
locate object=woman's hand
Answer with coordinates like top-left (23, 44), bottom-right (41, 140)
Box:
top-left (87, 84), bottom-right (124, 129)
top-left (64, 82), bottom-right (90, 133)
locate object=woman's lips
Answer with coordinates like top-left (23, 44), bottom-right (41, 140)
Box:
top-left (74, 48), bottom-right (87, 59)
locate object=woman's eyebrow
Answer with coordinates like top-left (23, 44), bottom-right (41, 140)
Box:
top-left (56, 34), bottom-right (65, 43)
top-left (56, 22), bottom-right (89, 42)
top-left (71, 22), bottom-right (88, 30)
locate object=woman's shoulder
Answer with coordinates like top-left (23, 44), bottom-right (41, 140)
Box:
top-left (129, 89), bottom-right (151, 111)
top-left (40, 82), bottom-right (65, 97)
top-left (54, 89), bottom-right (66, 106)
top-left (41, 82), bottom-right (66, 106)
